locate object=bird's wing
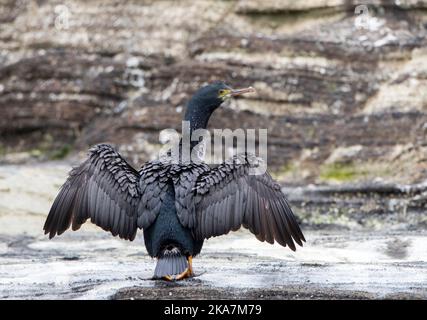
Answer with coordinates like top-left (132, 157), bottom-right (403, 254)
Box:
top-left (192, 154), bottom-right (305, 250)
top-left (172, 162), bottom-right (211, 229)
top-left (136, 159), bottom-right (172, 229)
top-left (43, 144), bottom-right (141, 241)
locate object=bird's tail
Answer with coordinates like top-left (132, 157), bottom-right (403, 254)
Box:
top-left (153, 246), bottom-right (188, 279)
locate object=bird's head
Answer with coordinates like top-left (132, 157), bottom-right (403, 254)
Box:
top-left (188, 81), bottom-right (255, 112)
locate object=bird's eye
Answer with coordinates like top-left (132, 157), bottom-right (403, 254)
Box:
top-left (218, 89), bottom-right (226, 96)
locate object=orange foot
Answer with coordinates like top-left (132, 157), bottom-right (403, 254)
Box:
top-left (162, 256), bottom-right (194, 281)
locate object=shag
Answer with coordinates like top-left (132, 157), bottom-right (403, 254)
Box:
top-left (43, 82), bottom-right (305, 280)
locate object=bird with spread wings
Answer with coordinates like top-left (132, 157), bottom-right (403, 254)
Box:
top-left (44, 82), bottom-right (305, 280)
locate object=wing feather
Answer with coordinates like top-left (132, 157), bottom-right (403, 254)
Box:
top-left (137, 159), bottom-right (172, 230)
top-left (43, 144), bottom-right (141, 240)
top-left (189, 154), bottom-right (305, 250)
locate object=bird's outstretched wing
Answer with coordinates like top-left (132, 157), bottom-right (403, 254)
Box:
top-left (172, 162), bottom-right (210, 229)
top-left (43, 144), bottom-right (141, 240)
top-left (191, 154), bottom-right (305, 250)
top-left (136, 159), bottom-right (172, 229)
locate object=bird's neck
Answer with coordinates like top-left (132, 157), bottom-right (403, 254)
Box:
top-left (180, 99), bottom-right (215, 156)
top-left (184, 102), bottom-right (213, 132)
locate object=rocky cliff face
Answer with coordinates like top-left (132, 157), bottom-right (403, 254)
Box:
top-left (1, 0), bottom-right (426, 186)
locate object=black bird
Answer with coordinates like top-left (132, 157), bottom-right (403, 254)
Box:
top-left (43, 81), bottom-right (305, 280)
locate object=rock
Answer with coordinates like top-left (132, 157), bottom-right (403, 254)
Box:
top-left (325, 145), bottom-right (363, 164)
top-left (235, 0), bottom-right (427, 13)
top-left (0, 0), bottom-right (426, 185)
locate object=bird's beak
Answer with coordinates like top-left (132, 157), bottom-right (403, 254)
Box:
top-left (230, 86), bottom-right (256, 97)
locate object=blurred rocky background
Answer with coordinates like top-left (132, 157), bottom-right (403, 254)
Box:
top-left (1, 0), bottom-right (427, 300)
top-left (0, 0), bottom-right (427, 231)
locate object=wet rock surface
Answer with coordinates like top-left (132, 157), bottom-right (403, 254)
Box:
top-left (0, 163), bottom-right (426, 299)
top-left (1, 223), bottom-right (426, 299)
top-left (2, 230), bottom-right (426, 300)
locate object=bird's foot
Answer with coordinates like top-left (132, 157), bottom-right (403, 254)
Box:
top-left (188, 255), bottom-right (193, 275)
top-left (161, 268), bottom-right (193, 281)
top-left (162, 275), bottom-right (174, 281)
top-left (175, 267), bottom-right (194, 280)
top-left (161, 256), bottom-right (194, 281)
